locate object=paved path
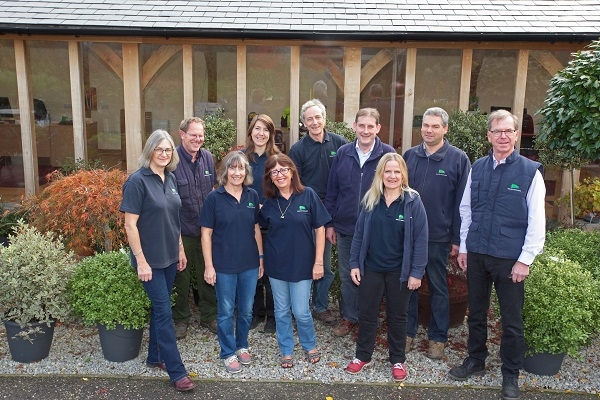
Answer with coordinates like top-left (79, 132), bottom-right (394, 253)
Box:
top-left (0, 376), bottom-right (594, 399)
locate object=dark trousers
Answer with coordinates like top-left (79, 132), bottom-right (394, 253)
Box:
top-left (355, 268), bottom-right (412, 365)
top-left (466, 252), bottom-right (525, 377)
top-left (253, 230), bottom-right (274, 317)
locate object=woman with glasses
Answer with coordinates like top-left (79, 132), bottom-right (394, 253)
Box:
top-left (120, 129), bottom-right (195, 392)
top-left (199, 151), bottom-right (263, 374)
top-left (244, 114), bottom-right (281, 334)
top-left (258, 154), bottom-right (330, 368)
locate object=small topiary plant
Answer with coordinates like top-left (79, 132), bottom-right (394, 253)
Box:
top-left (544, 228), bottom-right (600, 281)
top-left (68, 249), bottom-right (151, 330)
top-left (0, 221), bottom-right (77, 326)
top-left (523, 250), bottom-right (600, 357)
top-left (203, 109), bottom-right (237, 163)
top-left (23, 168), bottom-right (128, 255)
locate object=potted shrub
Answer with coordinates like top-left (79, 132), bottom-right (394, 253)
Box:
top-left (23, 168), bottom-right (128, 256)
top-left (0, 221), bottom-right (77, 362)
top-left (522, 249), bottom-right (600, 375)
top-left (544, 228), bottom-right (600, 280)
top-left (68, 249), bottom-right (151, 362)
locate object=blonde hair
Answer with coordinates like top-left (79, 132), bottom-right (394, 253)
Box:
top-left (362, 153), bottom-right (416, 212)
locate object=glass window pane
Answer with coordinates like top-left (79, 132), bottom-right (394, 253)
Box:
top-left (0, 39), bottom-right (25, 198)
top-left (360, 48), bottom-right (406, 149)
top-left (29, 40), bottom-right (73, 176)
top-left (142, 44), bottom-right (183, 143)
top-left (300, 46), bottom-right (344, 123)
top-left (470, 49), bottom-right (518, 114)
top-left (247, 45), bottom-right (290, 146)
top-left (83, 42), bottom-right (124, 169)
top-left (192, 45), bottom-right (237, 122)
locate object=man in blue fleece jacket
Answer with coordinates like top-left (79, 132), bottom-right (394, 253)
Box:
top-left (403, 107), bottom-right (470, 359)
top-left (324, 108), bottom-right (396, 337)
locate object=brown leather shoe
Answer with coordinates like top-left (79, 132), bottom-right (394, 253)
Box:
top-left (426, 340), bottom-right (445, 360)
top-left (405, 336), bottom-right (413, 354)
top-left (332, 319), bottom-right (357, 337)
top-left (312, 309), bottom-right (338, 326)
top-left (201, 319), bottom-right (218, 334)
top-left (174, 376), bottom-right (195, 392)
top-left (174, 321), bottom-right (188, 340)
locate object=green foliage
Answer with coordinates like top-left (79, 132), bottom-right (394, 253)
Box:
top-left (68, 250), bottom-right (151, 330)
top-left (0, 221), bottom-right (77, 326)
top-left (537, 40), bottom-right (600, 165)
top-left (447, 109), bottom-right (490, 163)
top-left (566, 177), bottom-right (600, 217)
top-left (59, 158), bottom-right (107, 175)
top-left (523, 250), bottom-right (600, 357)
top-left (0, 200), bottom-right (29, 238)
top-left (203, 109), bottom-right (237, 162)
top-left (544, 228), bottom-right (600, 280)
top-left (325, 119), bottom-right (355, 143)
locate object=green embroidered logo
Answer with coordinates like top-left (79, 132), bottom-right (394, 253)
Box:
top-left (299, 205), bottom-right (307, 211)
top-left (510, 183), bottom-right (520, 189)
top-left (249, 202), bottom-right (255, 207)
top-left (204, 170), bottom-right (210, 175)
top-left (397, 214), bottom-right (405, 221)
top-left (438, 169), bottom-right (445, 174)
top-left (171, 188), bottom-right (177, 194)
top-left (330, 151), bottom-right (337, 156)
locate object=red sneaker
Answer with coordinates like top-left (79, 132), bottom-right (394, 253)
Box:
top-left (345, 358), bottom-right (371, 374)
top-left (392, 363), bottom-right (407, 381)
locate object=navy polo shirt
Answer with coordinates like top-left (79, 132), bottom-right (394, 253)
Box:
top-left (365, 197), bottom-right (405, 272)
top-left (248, 152), bottom-right (268, 200)
top-left (120, 167), bottom-right (182, 269)
top-left (199, 185), bottom-right (260, 274)
top-left (258, 187), bottom-right (331, 282)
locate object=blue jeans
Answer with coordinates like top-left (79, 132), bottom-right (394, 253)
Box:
top-left (141, 263), bottom-right (188, 383)
top-left (407, 242), bottom-right (450, 342)
top-left (356, 268), bottom-right (411, 364)
top-left (311, 239), bottom-right (333, 313)
top-left (269, 277), bottom-right (316, 357)
top-left (337, 233), bottom-right (358, 323)
top-left (215, 268), bottom-right (258, 359)
top-left (467, 252), bottom-right (525, 377)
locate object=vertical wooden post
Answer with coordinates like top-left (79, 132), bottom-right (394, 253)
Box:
top-left (122, 43), bottom-right (143, 173)
top-left (69, 41), bottom-right (86, 161)
top-left (236, 45), bottom-right (247, 147)
top-left (343, 48), bottom-right (361, 127)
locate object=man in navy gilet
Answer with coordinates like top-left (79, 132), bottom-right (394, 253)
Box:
top-left (449, 109), bottom-right (546, 400)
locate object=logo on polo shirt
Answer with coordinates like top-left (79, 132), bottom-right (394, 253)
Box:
top-left (248, 202), bottom-right (256, 209)
top-left (436, 169), bottom-right (447, 176)
top-left (508, 183), bottom-right (521, 192)
top-left (204, 170), bottom-right (211, 176)
top-left (396, 214), bottom-right (405, 222)
top-left (171, 188), bottom-right (177, 194)
top-left (329, 151), bottom-right (337, 157)
top-left (297, 205), bottom-right (308, 213)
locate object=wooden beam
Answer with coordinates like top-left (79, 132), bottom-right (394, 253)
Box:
top-left (236, 45), bottom-right (247, 146)
top-left (13, 39), bottom-right (39, 197)
top-left (530, 50), bottom-right (564, 76)
top-left (68, 41), bottom-right (86, 161)
top-left (343, 47), bottom-right (361, 126)
top-left (459, 49), bottom-right (473, 111)
top-left (513, 49), bottom-right (529, 149)
top-left (182, 44), bottom-right (193, 118)
top-left (402, 48), bottom-right (417, 154)
top-left (289, 46), bottom-right (300, 146)
top-left (360, 49), bottom-right (394, 92)
top-left (122, 43), bottom-right (143, 173)
top-left (141, 45), bottom-right (182, 90)
top-left (88, 43), bottom-right (123, 81)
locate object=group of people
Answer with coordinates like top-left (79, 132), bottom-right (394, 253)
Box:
top-left (120, 99), bottom-right (545, 400)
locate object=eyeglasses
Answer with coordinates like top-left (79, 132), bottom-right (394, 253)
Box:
top-left (490, 129), bottom-right (517, 137)
top-left (154, 148), bottom-right (173, 155)
top-left (269, 167), bottom-right (291, 177)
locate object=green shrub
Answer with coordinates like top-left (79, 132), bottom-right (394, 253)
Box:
top-left (544, 228), bottom-right (600, 280)
top-left (447, 109), bottom-right (490, 163)
top-left (203, 109), bottom-right (237, 162)
top-left (68, 250), bottom-right (151, 330)
top-left (0, 221), bottom-right (77, 326)
top-left (523, 250), bottom-right (600, 357)
top-left (325, 119), bottom-right (356, 143)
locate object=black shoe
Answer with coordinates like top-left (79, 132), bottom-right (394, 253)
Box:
top-left (502, 375), bottom-right (520, 400)
top-left (448, 357), bottom-right (485, 381)
top-left (262, 316), bottom-right (276, 334)
top-left (250, 315), bottom-right (263, 330)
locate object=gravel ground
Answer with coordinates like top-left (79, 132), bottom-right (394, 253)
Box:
top-left (1, 303), bottom-right (598, 396)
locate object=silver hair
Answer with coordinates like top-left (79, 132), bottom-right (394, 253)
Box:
top-left (138, 129), bottom-right (180, 172)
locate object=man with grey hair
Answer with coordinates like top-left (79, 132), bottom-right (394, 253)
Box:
top-left (289, 99), bottom-right (347, 326)
top-left (403, 107), bottom-right (470, 359)
top-left (172, 117), bottom-right (218, 339)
